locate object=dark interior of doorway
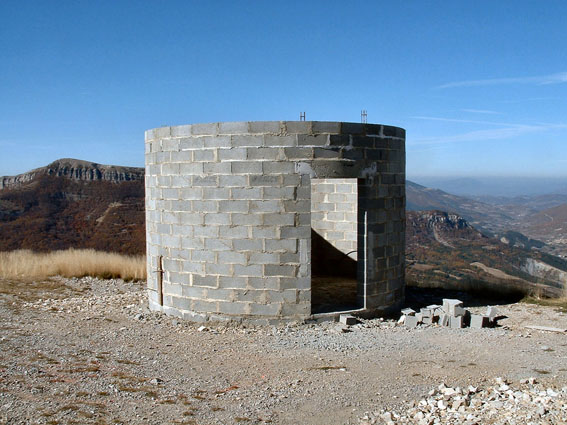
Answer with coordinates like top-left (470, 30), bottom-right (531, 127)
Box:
top-left (310, 230), bottom-right (360, 314)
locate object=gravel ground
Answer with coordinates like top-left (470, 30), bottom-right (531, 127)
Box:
top-left (0, 277), bottom-right (566, 425)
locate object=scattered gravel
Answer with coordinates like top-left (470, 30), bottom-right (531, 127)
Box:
top-left (1, 276), bottom-right (566, 424)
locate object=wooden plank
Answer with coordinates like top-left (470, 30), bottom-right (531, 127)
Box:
top-left (525, 325), bottom-right (567, 333)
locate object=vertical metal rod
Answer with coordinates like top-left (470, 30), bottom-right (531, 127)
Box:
top-left (157, 255), bottom-right (164, 306)
top-left (363, 210), bottom-right (368, 310)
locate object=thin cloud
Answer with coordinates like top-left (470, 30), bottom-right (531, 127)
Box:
top-left (410, 123), bottom-right (566, 146)
top-left (436, 72), bottom-right (567, 89)
top-left (411, 116), bottom-right (529, 127)
top-left (461, 109), bottom-right (501, 115)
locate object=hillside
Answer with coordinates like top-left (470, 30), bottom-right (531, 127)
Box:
top-left (0, 159), bottom-right (145, 255)
top-left (1, 159), bottom-right (566, 296)
top-left (406, 210), bottom-right (566, 297)
top-left (406, 181), bottom-right (513, 234)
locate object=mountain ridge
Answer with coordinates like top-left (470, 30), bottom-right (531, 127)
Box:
top-left (0, 158), bottom-right (144, 190)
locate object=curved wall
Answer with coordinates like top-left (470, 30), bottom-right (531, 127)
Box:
top-left (145, 121), bottom-right (405, 323)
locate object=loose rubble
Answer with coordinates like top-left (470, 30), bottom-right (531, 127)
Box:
top-left (401, 299), bottom-right (499, 329)
top-left (361, 377), bottom-right (567, 425)
top-left (1, 277), bottom-right (567, 425)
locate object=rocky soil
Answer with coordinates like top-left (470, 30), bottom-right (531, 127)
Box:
top-left (1, 277), bottom-right (566, 424)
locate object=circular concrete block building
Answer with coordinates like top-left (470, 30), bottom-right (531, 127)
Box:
top-left (145, 121), bottom-right (405, 323)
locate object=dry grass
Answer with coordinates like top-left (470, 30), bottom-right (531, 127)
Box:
top-left (0, 249), bottom-right (146, 281)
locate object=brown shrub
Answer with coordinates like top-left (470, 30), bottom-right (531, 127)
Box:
top-left (0, 249), bottom-right (146, 281)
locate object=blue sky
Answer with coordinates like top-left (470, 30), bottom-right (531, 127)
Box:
top-left (1, 1), bottom-right (566, 179)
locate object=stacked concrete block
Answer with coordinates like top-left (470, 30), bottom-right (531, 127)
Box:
top-left (311, 178), bottom-right (358, 260)
top-left (145, 121), bottom-right (406, 323)
top-left (403, 299), bottom-right (494, 329)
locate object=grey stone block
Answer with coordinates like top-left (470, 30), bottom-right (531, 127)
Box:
top-left (405, 315), bottom-right (419, 328)
top-left (191, 123), bottom-right (218, 135)
top-left (171, 124), bottom-right (192, 137)
top-left (339, 314), bottom-right (357, 325)
top-left (231, 134), bottom-right (263, 147)
top-left (487, 306), bottom-right (498, 320)
top-left (218, 148), bottom-right (247, 161)
top-left (249, 121), bottom-right (282, 134)
top-left (450, 316), bottom-right (463, 329)
top-left (264, 135), bottom-right (296, 147)
top-left (219, 121), bottom-right (249, 134)
top-left (217, 301), bottom-right (248, 315)
top-left (470, 314), bottom-right (489, 329)
top-left (231, 161), bottom-right (262, 174)
top-left (443, 299), bottom-right (465, 316)
top-left (312, 121), bottom-right (341, 134)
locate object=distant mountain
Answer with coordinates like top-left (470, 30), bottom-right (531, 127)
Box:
top-left (406, 180), bottom-right (513, 234)
top-left (0, 159), bottom-right (145, 255)
top-left (0, 158), bottom-right (143, 190)
top-left (406, 210), bottom-right (565, 297)
top-left (413, 176), bottom-right (567, 197)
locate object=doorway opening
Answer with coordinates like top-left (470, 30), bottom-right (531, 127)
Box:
top-left (310, 178), bottom-right (360, 314)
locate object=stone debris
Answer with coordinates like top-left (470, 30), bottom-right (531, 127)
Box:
top-left (401, 299), bottom-right (498, 329)
top-left (339, 314), bottom-right (357, 326)
top-left (360, 378), bottom-right (567, 425)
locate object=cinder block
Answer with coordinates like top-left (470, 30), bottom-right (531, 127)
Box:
top-left (231, 213), bottom-right (262, 226)
top-left (249, 121), bottom-right (281, 134)
top-left (264, 135), bottom-right (296, 147)
top-left (439, 314), bottom-right (450, 327)
top-left (443, 299), bottom-right (465, 316)
top-left (487, 306), bottom-right (498, 321)
top-left (231, 134), bottom-right (263, 147)
top-left (191, 250), bottom-right (215, 262)
top-left (405, 315), bottom-right (419, 328)
top-left (219, 121), bottom-right (249, 134)
top-left (231, 161), bottom-right (262, 174)
top-left (218, 148), bottom-right (247, 161)
top-left (470, 314), bottom-right (489, 329)
top-left (231, 187), bottom-right (262, 200)
top-left (262, 161), bottom-right (295, 174)
top-left (264, 264), bottom-right (297, 277)
top-left (297, 134), bottom-right (328, 146)
top-left (450, 316), bottom-right (463, 329)
top-left (217, 251), bottom-right (247, 265)
top-left (420, 308), bottom-right (432, 318)
top-left (312, 121), bottom-right (341, 134)
top-left (247, 147), bottom-right (280, 160)
top-left (422, 316), bottom-right (432, 325)
top-left (193, 149), bottom-right (215, 162)
top-left (339, 314), bottom-right (357, 325)
top-left (191, 122), bottom-right (218, 136)
top-left (249, 175), bottom-right (281, 187)
top-left (401, 308), bottom-right (415, 316)
top-left (219, 175), bottom-right (247, 187)
top-left (249, 200), bottom-right (282, 213)
top-left (217, 301), bottom-right (248, 315)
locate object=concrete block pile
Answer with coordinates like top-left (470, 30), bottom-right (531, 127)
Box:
top-left (401, 299), bottom-right (498, 329)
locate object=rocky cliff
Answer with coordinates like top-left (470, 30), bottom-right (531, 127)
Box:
top-left (0, 158), bottom-right (144, 190)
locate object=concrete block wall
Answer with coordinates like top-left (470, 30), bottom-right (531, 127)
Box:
top-left (311, 178), bottom-right (358, 261)
top-left (145, 121), bottom-right (405, 323)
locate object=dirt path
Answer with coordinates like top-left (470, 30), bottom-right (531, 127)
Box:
top-left (1, 277), bottom-right (566, 424)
